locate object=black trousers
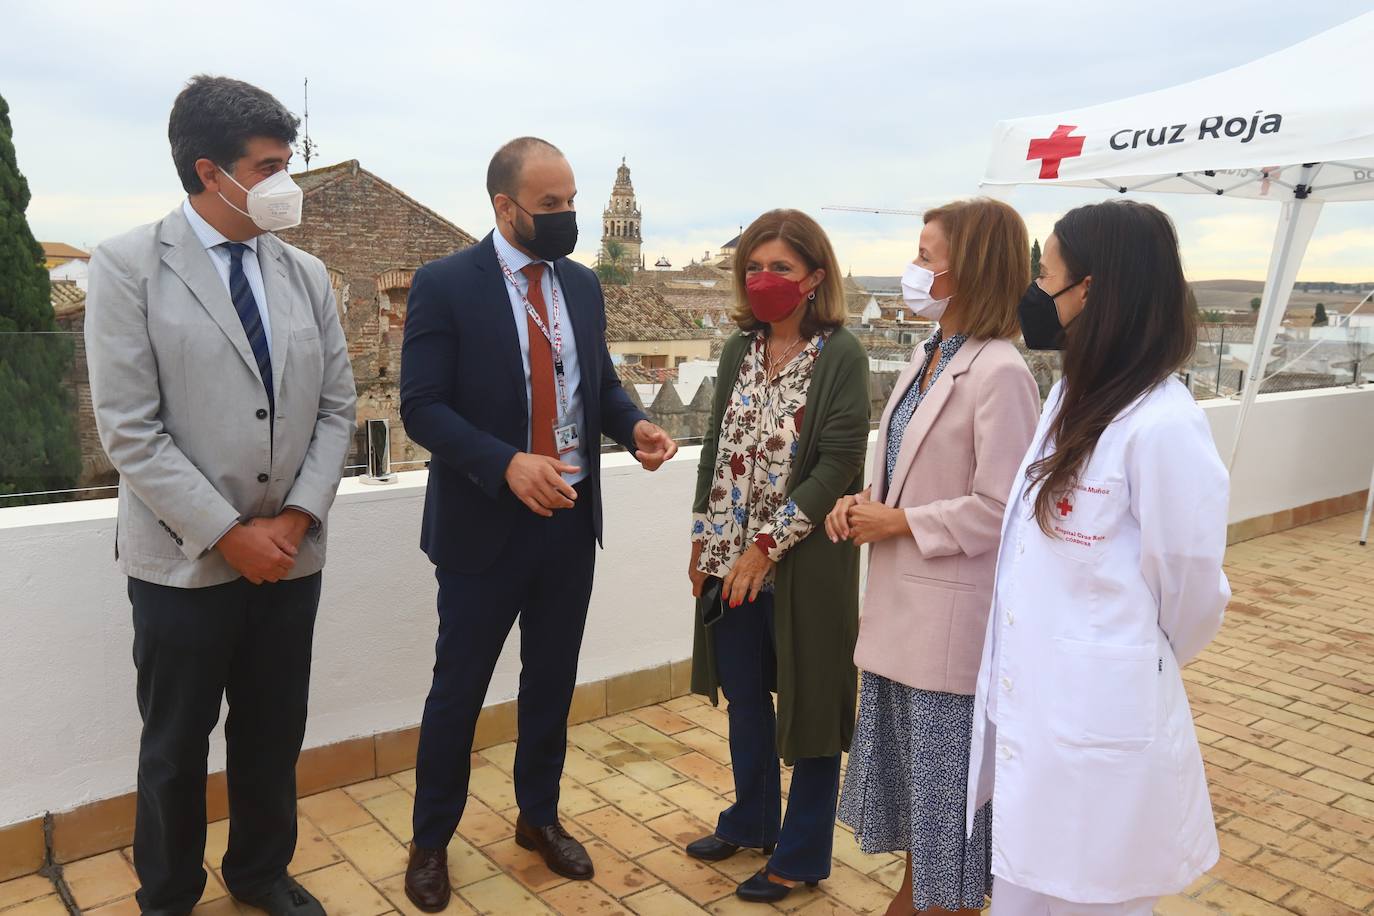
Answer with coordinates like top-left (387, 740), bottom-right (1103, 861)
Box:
top-left (129, 572), bottom-right (321, 913)
top-left (412, 482), bottom-right (596, 849)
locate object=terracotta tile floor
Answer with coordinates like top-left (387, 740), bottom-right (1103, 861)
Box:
top-left (6, 511), bottom-right (1374, 915)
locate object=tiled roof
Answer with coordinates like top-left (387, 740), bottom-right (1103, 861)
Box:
top-left (290, 159), bottom-right (359, 192)
top-left (50, 279), bottom-right (86, 316)
top-left (633, 263), bottom-right (733, 288)
top-left (657, 290), bottom-right (733, 315)
top-left (615, 364), bottom-right (680, 385)
top-left (292, 160), bottom-right (478, 246)
top-left (41, 242), bottom-right (90, 261)
top-left (603, 287), bottom-right (715, 342)
top-left (683, 263), bottom-right (731, 281)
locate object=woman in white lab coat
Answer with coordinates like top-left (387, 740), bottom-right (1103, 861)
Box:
top-left (966, 200), bottom-right (1231, 916)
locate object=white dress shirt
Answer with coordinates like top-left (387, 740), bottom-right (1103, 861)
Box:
top-left (492, 228), bottom-right (588, 485)
top-left (182, 199), bottom-right (272, 358)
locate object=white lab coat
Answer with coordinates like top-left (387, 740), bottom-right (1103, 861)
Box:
top-left (965, 377), bottom-right (1230, 904)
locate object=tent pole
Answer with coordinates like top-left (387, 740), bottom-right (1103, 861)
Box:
top-left (1227, 169), bottom-right (1324, 473)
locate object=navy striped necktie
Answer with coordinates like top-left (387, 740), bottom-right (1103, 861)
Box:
top-left (222, 242), bottom-right (275, 416)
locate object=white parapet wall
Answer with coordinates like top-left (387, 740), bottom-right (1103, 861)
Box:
top-left (0, 449), bottom-right (701, 829)
top-left (0, 385), bottom-right (1372, 828)
top-left (1198, 386), bottom-right (1374, 523)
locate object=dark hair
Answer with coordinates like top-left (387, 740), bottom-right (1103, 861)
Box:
top-left (486, 137), bottom-right (562, 203)
top-left (168, 75), bottom-right (299, 194)
top-left (1027, 200), bottom-right (1197, 535)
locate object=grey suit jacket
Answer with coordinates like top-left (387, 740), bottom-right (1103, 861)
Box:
top-left (85, 206), bottom-right (357, 588)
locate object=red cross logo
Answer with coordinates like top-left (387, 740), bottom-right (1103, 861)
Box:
top-left (1056, 497), bottom-right (1074, 517)
top-left (1027, 125), bottom-right (1086, 180)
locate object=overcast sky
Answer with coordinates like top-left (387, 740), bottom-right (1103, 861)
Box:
top-left (5, 0), bottom-right (1372, 280)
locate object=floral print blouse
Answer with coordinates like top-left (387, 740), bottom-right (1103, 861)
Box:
top-left (692, 331), bottom-right (829, 582)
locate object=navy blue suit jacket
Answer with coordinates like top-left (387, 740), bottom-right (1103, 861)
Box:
top-left (400, 232), bottom-right (647, 573)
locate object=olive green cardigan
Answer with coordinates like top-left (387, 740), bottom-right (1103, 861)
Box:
top-left (690, 327), bottom-right (870, 763)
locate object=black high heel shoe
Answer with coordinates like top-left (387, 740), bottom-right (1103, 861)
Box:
top-left (684, 834), bottom-right (775, 862)
top-left (735, 867), bottom-right (818, 903)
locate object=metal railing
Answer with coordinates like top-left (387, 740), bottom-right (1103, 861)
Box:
top-left (7, 309), bottom-right (1368, 506)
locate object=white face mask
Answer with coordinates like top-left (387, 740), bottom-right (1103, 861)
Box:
top-left (218, 166), bottom-right (304, 231)
top-left (901, 262), bottom-right (951, 320)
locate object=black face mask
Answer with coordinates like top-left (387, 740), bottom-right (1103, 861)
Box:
top-left (511, 201), bottom-right (578, 261)
top-left (1017, 279), bottom-right (1081, 351)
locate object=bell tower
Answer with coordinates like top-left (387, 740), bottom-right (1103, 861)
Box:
top-left (597, 158), bottom-right (644, 272)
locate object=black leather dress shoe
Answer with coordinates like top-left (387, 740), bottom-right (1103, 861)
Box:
top-left (516, 814), bottom-right (595, 880)
top-left (685, 834), bottom-right (776, 862)
top-left (232, 876), bottom-right (325, 916)
top-left (736, 868), bottom-right (817, 903)
top-left (404, 843), bottom-right (452, 913)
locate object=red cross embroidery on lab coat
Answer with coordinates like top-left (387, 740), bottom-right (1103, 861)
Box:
top-left (1056, 497), bottom-right (1074, 517)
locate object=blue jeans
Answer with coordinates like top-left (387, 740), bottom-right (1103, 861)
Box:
top-left (712, 591), bottom-right (841, 883)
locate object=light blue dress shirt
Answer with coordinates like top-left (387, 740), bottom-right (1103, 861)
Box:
top-left (182, 199), bottom-right (272, 358)
top-left (492, 228), bottom-right (588, 485)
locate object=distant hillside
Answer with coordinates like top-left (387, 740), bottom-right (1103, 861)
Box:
top-left (1192, 279), bottom-right (1266, 293)
top-left (1192, 279), bottom-right (1371, 315)
top-left (854, 276), bottom-right (900, 293)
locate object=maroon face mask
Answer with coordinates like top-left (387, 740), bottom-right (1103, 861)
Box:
top-left (745, 271), bottom-right (807, 322)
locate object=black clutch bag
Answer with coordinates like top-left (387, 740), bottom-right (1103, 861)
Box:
top-left (700, 576), bottom-right (726, 627)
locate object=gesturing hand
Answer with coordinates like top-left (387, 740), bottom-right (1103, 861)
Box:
top-left (633, 420), bottom-right (678, 471)
top-left (506, 453), bottom-right (580, 517)
top-left (722, 543), bottom-right (774, 608)
top-left (216, 522), bottom-right (297, 585)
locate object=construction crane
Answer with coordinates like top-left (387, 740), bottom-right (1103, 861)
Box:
top-left (822, 205), bottom-right (924, 216)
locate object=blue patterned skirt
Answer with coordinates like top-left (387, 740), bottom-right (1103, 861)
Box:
top-left (839, 671), bottom-right (992, 911)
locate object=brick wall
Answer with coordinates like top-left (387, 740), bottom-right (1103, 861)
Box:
top-left (53, 307), bottom-right (116, 491)
top-left (277, 162), bottom-right (479, 468)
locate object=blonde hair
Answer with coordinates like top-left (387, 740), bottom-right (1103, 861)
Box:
top-left (923, 198), bottom-right (1030, 340)
top-left (730, 209), bottom-right (847, 336)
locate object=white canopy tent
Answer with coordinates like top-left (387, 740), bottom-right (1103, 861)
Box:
top-left (979, 11), bottom-right (1374, 543)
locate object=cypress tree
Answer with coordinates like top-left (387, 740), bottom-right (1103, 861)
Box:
top-left (0, 91), bottom-right (81, 504)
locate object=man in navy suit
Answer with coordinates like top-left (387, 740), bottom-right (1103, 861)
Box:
top-left (399, 137), bottom-right (677, 910)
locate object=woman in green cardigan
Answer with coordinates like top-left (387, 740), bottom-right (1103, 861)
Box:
top-left (685, 209), bottom-right (870, 904)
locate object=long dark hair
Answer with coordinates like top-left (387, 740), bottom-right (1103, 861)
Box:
top-left (1028, 200), bottom-right (1196, 535)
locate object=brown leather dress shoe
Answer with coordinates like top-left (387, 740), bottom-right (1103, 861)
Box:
top-left (515, 815), bottom-right (595, 880)
top-left (404, 843), bottom-right (451, 913)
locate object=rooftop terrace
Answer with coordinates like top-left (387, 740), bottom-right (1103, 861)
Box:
top-left (2, 512), bottom-right (1372, 915)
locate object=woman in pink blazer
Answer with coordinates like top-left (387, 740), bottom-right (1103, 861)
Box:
top-left (828, 198), bottom-right (1040, 916)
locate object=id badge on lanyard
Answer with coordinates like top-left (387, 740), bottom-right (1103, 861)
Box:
top-left (552, 357), bottom-right (581, 456)
top-left (498, 253), bottom-right (581, 456)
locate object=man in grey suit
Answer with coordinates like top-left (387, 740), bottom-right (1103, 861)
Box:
top-left (85, 75), bottom-right (356, 916)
